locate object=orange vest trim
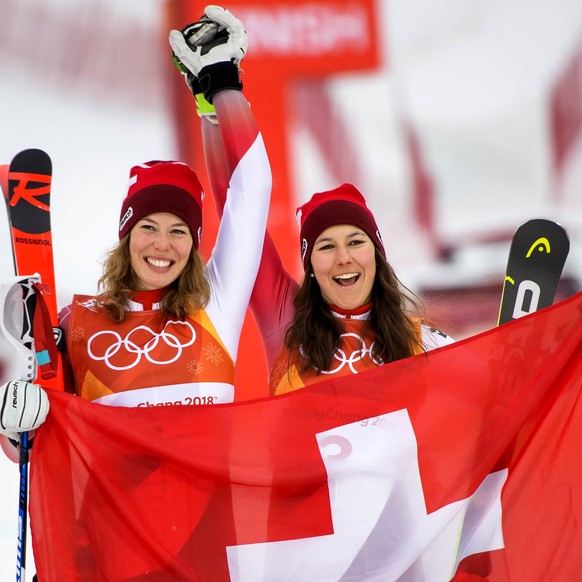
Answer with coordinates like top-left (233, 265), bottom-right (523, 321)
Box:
top-left (271, 318), bottom-right (425, 395)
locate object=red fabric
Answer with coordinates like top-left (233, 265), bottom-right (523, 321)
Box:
top-left (30, 292), bottom-right (582, 581)
top-left (32, 282), bottom-right (59, 380)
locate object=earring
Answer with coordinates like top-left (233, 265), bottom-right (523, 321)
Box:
top-left (310, 273), bottom-right (315, 278)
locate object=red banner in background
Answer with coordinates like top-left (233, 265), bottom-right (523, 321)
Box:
top-left (164, 0), bottom-right (380, 400)
top-left (224, 2), bottom-right (379, 72)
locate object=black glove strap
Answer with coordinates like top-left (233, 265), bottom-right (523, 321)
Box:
top-left (198, 61), bottom-right (243, 104)
top-left (187, 74), bottom-right (202, 96)
top-left (8, 436), bottom-right (34, 449)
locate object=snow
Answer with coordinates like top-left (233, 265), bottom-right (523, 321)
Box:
top-left (1, 0), bottom-right (582, 577)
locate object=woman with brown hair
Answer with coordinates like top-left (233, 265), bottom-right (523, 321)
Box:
top-left (203, 115), bottom-right (452, 393)
top-left (162, 6), bottom-right (454, 396)
top-left (269, 183), bottom-right (454, 394)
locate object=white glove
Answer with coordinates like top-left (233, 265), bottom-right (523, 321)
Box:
top-left (0, 380), bottom-right (49, 440)
top-left (169, 5), bottom-right (248, 78)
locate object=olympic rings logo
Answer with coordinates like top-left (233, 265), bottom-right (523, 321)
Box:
top-left (320, 332), bottom-right (383, 375)
top-left (87, 320), bottom-right (196, 370)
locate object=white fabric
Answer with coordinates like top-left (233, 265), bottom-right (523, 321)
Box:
top-left (206, 133), bottom-right (271, 360)
top-left (93, 382), bottom-right (234, 408)
top-left (421, 325), bottom-right (456, 351)
top-left (227, 410), bottom-right (505, 581)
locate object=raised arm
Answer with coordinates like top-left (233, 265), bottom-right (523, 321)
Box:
top-left (173, 7), bottom-right (297, 369)
top-left (201, 100), bottom-right (297, 369)
top-left (170, 6), bottom-right (273, 361)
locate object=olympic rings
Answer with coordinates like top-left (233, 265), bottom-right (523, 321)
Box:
top-left (314, 332), bottom-right (383, 375)
top-left (87, 320), bottom-right (197, 370)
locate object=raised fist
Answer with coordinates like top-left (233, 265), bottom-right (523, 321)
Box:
top-left (169, 5), bottom-right (248, 78)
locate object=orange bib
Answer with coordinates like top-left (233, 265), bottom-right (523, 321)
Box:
top-left (68, 295), bottom-right (235, 404)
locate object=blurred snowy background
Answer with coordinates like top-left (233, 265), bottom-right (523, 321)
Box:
top-left (1, 0), bottom-right (582, 576)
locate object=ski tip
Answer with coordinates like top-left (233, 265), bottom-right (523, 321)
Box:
top-left (10, 148), bottom-right (52, 173)
top-left (516, 217), bottom-right (569, 239)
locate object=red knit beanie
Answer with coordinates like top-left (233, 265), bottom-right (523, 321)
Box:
top-left (296, 183), bottom-right (385, 270)
top-left (118, 161), bottom-right (204, 247)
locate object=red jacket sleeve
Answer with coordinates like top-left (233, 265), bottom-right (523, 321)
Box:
top-left (201, 102), bottom-right (298, 370)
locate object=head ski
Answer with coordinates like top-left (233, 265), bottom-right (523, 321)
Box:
top-left (498, 218), bottom-right (570, 325)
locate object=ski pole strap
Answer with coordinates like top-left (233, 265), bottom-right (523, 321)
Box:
top-left (31, 282), bottom-right (59, 380)
top-left (8, 437), bottom-right (34, 450)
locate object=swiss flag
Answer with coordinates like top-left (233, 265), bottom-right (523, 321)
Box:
top-left (30, 292), bottom-right (582, 581)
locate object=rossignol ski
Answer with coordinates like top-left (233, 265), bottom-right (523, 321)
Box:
top-left (3, 149), bottom-right (62, 387)
top-left (4, 150), bottom-right (61, 351)
top-left (1, 148), bottom-right (63, 582)
top-left (0, 165), bottom-right (8, 204)
top-left (497, 218), bottom-right (570, 325)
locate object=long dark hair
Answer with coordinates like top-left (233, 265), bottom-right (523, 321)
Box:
top-left (96, 236), bottom-right (210, 322)
top-left (284, 247), bottom-right (425, 373)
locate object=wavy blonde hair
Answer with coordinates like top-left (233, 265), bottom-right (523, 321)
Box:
top-left (96, 236), bottom-right (210, 322)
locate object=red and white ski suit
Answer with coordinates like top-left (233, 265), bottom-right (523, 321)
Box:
top-left (59, 91), bottom-right (271, 407)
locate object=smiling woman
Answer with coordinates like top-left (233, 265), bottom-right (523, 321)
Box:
top-left (129, 213), bottom-right (194, 291)
top-left (95, 160), bottom-right (208, 323)
top-left (0, 4), bottom-right (272, 436)
top-left (57, 90), bottom-right (271, 408)
top-left (266, 183), bottom-right (455, 394)
top-left (310, 225), bottom-right (377, 311)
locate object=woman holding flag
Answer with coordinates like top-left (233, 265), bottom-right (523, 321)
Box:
top-left (267, 185), bottom-right (455, 393)
top-left (0, 5), bottom-right (273, 580)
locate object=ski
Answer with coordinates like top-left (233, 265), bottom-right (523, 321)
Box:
top-left (0, 164), bottom-right (9, 270)
top-left (497, 218), bottom-right (570, 325)
top-left (0, 164), bottom-right (8, 202)
top-left (4, 149), bottom-right (63, 390)
top-left (2, 148), bottom-right (63, 582)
